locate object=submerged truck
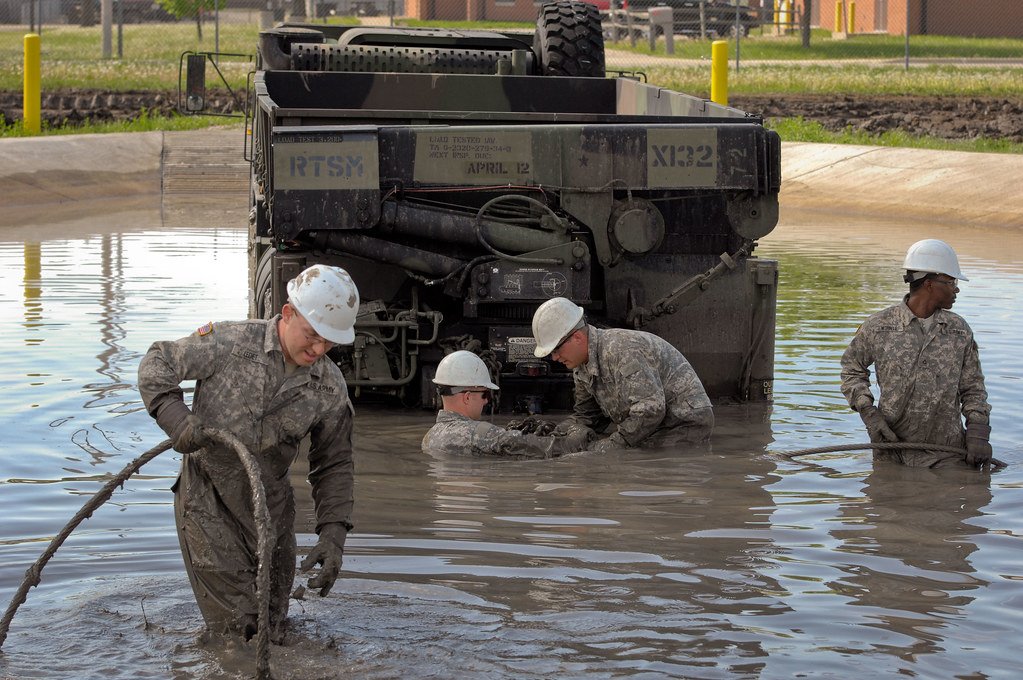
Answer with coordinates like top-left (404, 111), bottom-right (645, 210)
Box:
top-left (186, 0), bottom-right (780, 412)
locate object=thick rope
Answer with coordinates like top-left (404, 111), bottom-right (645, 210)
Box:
top-left (776, 441), bottom-right (1007, 469)
top-left (0, 440), bottom-right (174, 650)
top-left (0, 432), bottom-right (276, 679)
top-left (204, 428), bottom-right (274, 680)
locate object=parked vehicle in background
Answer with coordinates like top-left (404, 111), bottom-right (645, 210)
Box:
top-left (623, 0), bottom-right (762, 38)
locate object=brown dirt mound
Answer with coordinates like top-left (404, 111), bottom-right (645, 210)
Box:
top-left (1, 90), bottom-right (1021, 144)
top-left (733, 94), bottom-right (1023, 143)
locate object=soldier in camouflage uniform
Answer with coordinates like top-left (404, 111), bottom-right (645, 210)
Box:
top-left (138, 265), bottom-right (360, 642)
top-left (531, 298), bottom-right (714, 452)
top-left (422, 350), bottom-right (593, 458)
top-left (841, 239), bottom-right (992, 468)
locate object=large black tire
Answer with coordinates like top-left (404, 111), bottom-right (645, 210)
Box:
top-left (534, 1), bottom-right (606, 78)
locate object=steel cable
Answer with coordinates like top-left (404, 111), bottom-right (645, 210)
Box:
top-left (776, 441), bottom-right (1007, 469)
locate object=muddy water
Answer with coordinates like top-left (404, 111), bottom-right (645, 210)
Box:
top-left (1, 204), bottom-right (1021, 679)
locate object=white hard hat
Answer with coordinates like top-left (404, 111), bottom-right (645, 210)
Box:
top-left (903, 239), bottom-right (969, 281)
top-left (286, 264), bottom-right (360, 344)
top-left (432, 350), bottom-right (499, 390)
top-left (531, 297), bottom-right (584, 358)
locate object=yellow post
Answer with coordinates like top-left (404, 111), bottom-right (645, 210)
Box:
top-left (834, 1), bottom-right (843, 32)
top-left (773, 0), bottom-right (780, 32)
top-left (848, 2), bottom-right (856, 34)
top-left (23, 34), bottom-right (40, 135)
top-left (710, 40), bottom-right (728, 106)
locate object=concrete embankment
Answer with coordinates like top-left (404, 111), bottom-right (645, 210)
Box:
top-left (0, 129), bottom-right (1020, 229)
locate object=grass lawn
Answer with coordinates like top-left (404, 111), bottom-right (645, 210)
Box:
top-left (608, 29), bottom-right (1023, 60)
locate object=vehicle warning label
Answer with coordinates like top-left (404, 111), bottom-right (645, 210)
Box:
top-left (507, 337), bottom-right (537, 362)
top-left (413, 130), bottom-right (534, 184)
top-left (646, 128), bottom-right (718, 188)
top-left (273, 136), bottom-right (379, 191)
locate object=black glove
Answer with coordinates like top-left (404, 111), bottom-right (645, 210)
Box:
top-left (174, 415), bottom-right (212, 454)
top-left (508, 416), bottom-right (558, 436)
top-left (858, 406), bottom-right (898, 443)
top-left (965, 422), bottom-right (993, 467)
top-left (155, 400), bottom-right (210, 454)
top-left (300, 523), bottom-right (347, 597)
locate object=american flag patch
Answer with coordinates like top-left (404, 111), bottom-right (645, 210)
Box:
top-left (196, 322), bottom-right (214, 336)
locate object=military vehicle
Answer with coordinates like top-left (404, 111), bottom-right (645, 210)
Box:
top-left (183, 0), bottom-right (780, 413)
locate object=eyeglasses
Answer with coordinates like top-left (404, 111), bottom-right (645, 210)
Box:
top-left (462, 389), bottom-right (491, 402)
top-left (552, 331), bottom-right (575, 355)
top-left (932, 277), bottom-right (957, 287)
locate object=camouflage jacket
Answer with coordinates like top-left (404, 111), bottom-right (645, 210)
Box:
top-left (422, 410), bottom-right (557, 458)
top-left (841, 299), bottom-right (991, 450)
top-left (561, 326), bottom-right (713, 449)
top-left (138, 316), bottom-right (355, 532)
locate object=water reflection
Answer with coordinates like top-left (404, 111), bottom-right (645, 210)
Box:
top-left (22, 243), bottom-right (43, 345)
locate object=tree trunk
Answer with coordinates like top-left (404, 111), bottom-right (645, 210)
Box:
top-left (196, 8), bottom-right (204, 41)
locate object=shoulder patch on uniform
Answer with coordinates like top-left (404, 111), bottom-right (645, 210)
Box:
top-left (196, 322), bottom-right (214, 337)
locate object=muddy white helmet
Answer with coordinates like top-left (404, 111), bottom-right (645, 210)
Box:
top-left (903, 239), bottom-right (968, 282)
top-left (532, 297), bottom-right (585, 358)
top-left (286, 264), bottom-right (360, 344)
top-left (433, 350), bottom-right (499, 390)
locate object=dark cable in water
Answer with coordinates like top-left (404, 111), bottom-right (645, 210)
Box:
top-left (777, 441), bottom-right (1007, 469)
top-left (0, 430), bottom-right (276, 679)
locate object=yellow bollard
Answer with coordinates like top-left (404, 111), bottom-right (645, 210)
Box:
top-left (773, 0), bottom-right (780, 32)
top-left (710, 40), bottom-right (728, 106)
top-left (23, 34), bottom-right (40, 135)
top-left (834, 1), bottom-right (843, 32)
top-left (848, 2), bottom-right (856, 34)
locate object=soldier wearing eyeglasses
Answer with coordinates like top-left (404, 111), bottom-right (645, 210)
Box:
top-left (421, 350), bottom-right (593, 458)
top-left (841, 239), bottom-right (993, 468)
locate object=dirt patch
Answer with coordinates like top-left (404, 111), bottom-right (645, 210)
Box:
top-left (1, 89), bottom-right (1021, 144)
top-left (733, 94), bottom-right (1023, 144)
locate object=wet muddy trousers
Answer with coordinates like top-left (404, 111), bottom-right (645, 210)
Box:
top-left (173, 454), bottom-right (295, 642)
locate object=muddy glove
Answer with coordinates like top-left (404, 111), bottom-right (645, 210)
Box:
top-left (554, 425), bottom-right (597, 453)
top-left (508, 416), bottom-right (559, 436)
top-left (155, 400), bottom-right (211, 454)
top-left (300, 522), bottom-right (347, 597)
top-left (965, 422), bottom-right (993, 467)
top-left (858, 406), bottom-right (898, 443)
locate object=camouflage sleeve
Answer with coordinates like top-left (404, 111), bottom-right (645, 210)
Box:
top-left (470, 422), bottom-right (553, 459)
top-left (606, 362), bottom-right (667, 448)
top-left (561, 373), bottom-right (608, 433)
top-left (840, 325), bottom-right (875, 412)
top-left (959, 338), bottom-right (991, 426)
top-left (137, 326), bottom-right (225, 419)
top-left (308, 400), bottom-right (356, 532)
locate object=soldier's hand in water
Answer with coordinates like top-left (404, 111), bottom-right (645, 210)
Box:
top-left (858, 406), bottom-right (898, 443)
top-left (300, 522), bottom-right (348, 597)
top-left (557, 425), bottom-right (596, 452)
top-left (965, 422), bottom-right (993, 467)
top-left (173, 415), bottom-right (212, 454)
